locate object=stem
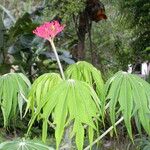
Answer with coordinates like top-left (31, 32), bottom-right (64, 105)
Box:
top-left (47, 120), bottom-right (55, 129)
top-left (61, 125), bottom-right (72, 150)
top-left (49, 39), bottom-right (65, 80)
top-left (84, 117), bottom-right (124, 150)
top-left (49, 38), bottom-right (72, 149)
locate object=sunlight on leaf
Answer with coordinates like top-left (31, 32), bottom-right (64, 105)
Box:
top-left (66, 61), bottom-right (105, 116)
top-left (25, 73), bottom-right (62, 115)
top-left (27, 79), bottom-right (101, 150)
top-left (105, 71), bottom-right (150, 139)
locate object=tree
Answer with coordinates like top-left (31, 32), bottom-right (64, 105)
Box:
top-left (118, 0), bottom-right (150, 62)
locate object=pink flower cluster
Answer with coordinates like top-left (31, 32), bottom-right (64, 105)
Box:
top-left (33, 20), bottom-right (65, 40)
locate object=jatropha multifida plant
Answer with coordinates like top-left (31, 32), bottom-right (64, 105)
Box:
top-left (1, 19), bottom-right (150, 150)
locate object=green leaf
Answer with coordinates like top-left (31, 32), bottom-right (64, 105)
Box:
top-left (25, 73), bottom-right (62, 114)
top-left (75, 122), bottom-right (84, 150)
top-left (1, 75), bottom-right (13, 126)
top-left (0, 138), bottom-right (54, 150)
top-left (106, 72), bottom-right (123, 133)
top-left (0, 73), bottom-right (30, 127)
top-left (130, 76), bottom-right (150, 134)
top-left (105, 71), bottom-right (150, 139)
top-left (66, 61), bottom-right (105, 116)
top-left (66, 61), bottom-right (104, 98)
top-left (118, 75), bottom-right (133, 140)
top-left (88, 126), bottom-right (94, 150)
top-left (28, 79), bottom-right (101, 150)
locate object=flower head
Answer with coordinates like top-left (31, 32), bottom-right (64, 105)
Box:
top-left (33, 20), bottom-right (65, 40)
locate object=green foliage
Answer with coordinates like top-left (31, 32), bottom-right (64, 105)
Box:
top-left (0, 138), bottom-right (54, 150)
top-left (66, 61), bottom-right (105, 113)
top-left (134, 137), bottom-right (150, 150)
top-left (25, 73), bottom-right (62, 114)
top-left (43, 0), bottom-right (86, 21)
top-left (146, 73), bottom-right (150, 83)
top-left (27, 79), bottom-right (101, 150)
top-left (9, 13), bottom-right (38, 42)
top-left (90, 1), bottom-right (134, 72)
top-left (85, 0), bottom-right (149, 73)
top-left (0, 12), bottom-right (39, 75)
top-left (66, 61), bottom-right (104, 96)
top-left (0, 73), bottom-right (31, 127)
top-left (118, 0), bottom-right (150, 61)
top-left (105, 71), bottom-right (150, 139)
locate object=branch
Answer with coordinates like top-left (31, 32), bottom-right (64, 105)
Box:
top-left (84, 116), bottom-right (124, 150)
top-left (47, 120), bottom-right (55, 129)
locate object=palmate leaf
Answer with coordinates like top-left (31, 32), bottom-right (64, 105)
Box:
top-left (25, 73), bottom-right (62, 114)
top-left (0, 73), bottom-right (30, 127)
top-left (65, 61), bottom-right (105, 115)
top-left (0, 138), bottom-right (54, 150)
top-left (28, 79), bottom-right (101, 150)
top-left (105, 71), bottom-right (150, 139)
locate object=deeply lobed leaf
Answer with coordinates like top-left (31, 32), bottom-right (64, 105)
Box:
top-left (0, 73), bottom-right (30, 127)
top-left (25, 73), bottom-right (62, 114)
top-left (0, 138), bottom-right (54, 150)
top-left (105, 71), bottom-right (150, 139)
top-left (66, 61), bottom-right (105, 116)
top-left (28, 79), bottom-right (101, 150)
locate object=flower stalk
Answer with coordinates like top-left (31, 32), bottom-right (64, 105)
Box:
top-left (33, 20), bottom-right (71, 149)
top-left (49, 38), bottom-right (65, 80)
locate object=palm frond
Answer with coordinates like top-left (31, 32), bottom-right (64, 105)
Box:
top-left (105, 71), bottom-right (150, 139)
top-left (0, 73), bottom-right (30, 127)
top-left (27, 79), bottom-right (101, 150)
